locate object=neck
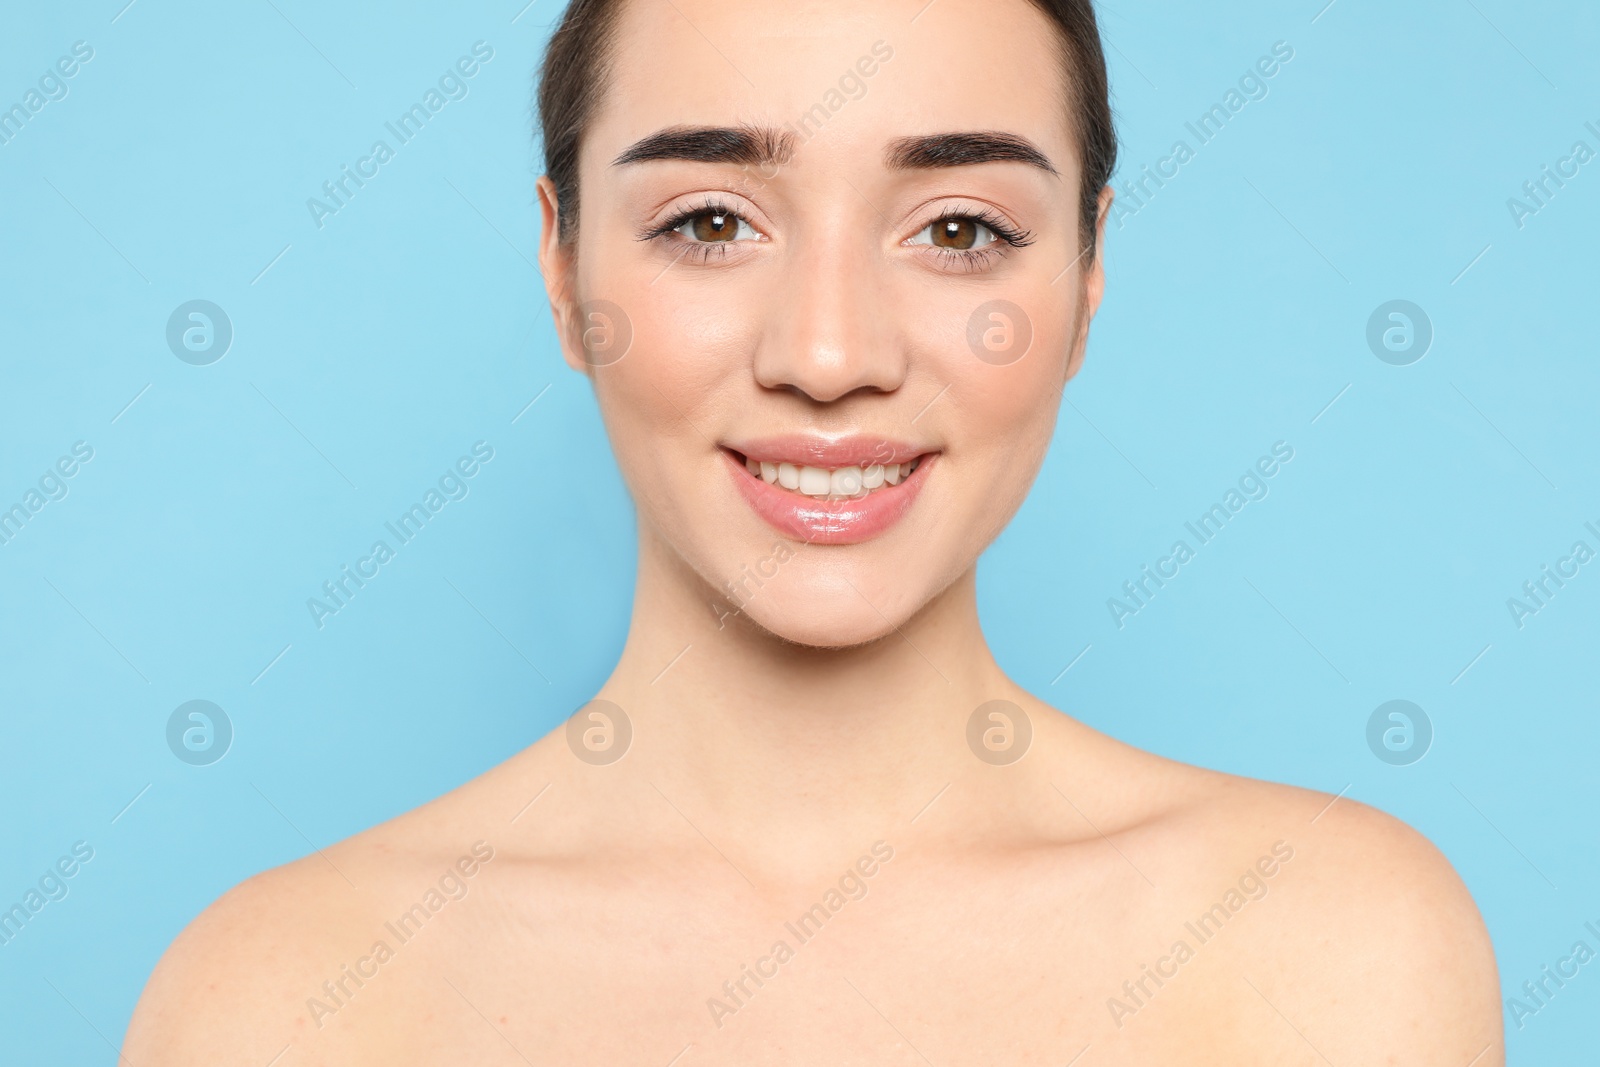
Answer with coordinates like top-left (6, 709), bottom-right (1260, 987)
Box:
top-left (594, 521), bottom-right (1019, 865)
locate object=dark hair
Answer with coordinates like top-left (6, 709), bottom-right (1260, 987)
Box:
top-left (537, 0), bottom-right (1117, 260)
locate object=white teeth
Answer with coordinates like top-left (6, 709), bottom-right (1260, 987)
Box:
top-left (742, 454), bottom-right (923, 499)
top-left (798, 466), bottom-right (831, 496)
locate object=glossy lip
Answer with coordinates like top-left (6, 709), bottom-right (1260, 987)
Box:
top-left (721, 441), bottom-right (938, 546)
top-left (727, 434), bottom-right (930, 468)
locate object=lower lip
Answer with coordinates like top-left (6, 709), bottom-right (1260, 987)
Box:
top-left (723, 449), bottom-right (937, 546)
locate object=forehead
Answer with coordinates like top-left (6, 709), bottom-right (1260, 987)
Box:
top-left (587, 0), bottom-right (1076, 179)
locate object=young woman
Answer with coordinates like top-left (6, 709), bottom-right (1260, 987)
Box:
top-left (126, 0), bottom-right (1502, 1062)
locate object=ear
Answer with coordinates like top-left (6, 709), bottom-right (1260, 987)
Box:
top-left (1085, 184), bottom-right (1113, 319)
top-left (535, 175), bottom-right (590, 375)
top-left (1064, 184), bottom-right (1114, 384)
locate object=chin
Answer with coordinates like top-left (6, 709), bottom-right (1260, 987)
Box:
top-left (725, 569), bottom-right (927, 650)
top-left (738, 605), bottom-right (901, 651)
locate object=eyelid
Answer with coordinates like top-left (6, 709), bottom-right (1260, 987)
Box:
top-left (637, 195), bottom-right (1029, 275)
top-left (905, 218), bottom-right (1002, 250)
top-left (916, 242), bottom-right (1013, 274)
top-left (637, 192), bottom-right (769, 243)
top-left (903, 200), bottom-right (1033, 248)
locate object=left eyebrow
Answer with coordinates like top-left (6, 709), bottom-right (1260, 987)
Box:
top-left (884, 131), bottom-right (1059, 177)
top-left (611, 124), bottom-right (796, 169)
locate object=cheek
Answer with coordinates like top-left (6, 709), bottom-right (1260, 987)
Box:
top-left (587, 282), bottom-right (753, 508)
top-left (603, 296), bottom-right (749, 409)
top-left (898, 249), bottom-right (1080, 370)
top-left (905, 281), bottom-right (1075, 448)
top-left (908, 286), bottom-right (1073, 544)
top-left (583, 228), bottom-right (759, 404)
top-left (949, 363), bottom-right (1059, 531)
top-left (959, 370), bottom-right (1060, 473)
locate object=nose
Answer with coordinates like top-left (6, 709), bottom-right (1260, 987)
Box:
top-left (752, 225), bottom-right (908, 403)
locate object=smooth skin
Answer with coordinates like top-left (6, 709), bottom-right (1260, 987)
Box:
top-left (125, 0), bottom-right (1502, 1063)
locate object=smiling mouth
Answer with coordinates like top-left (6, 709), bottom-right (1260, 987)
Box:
top-left (721, 444), bottom-right (937, 545)
top-left (726, 449), bottom-right (928, 501)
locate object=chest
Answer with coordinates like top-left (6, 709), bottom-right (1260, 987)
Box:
top-left (298, 859), bottom-right (1292, 1065)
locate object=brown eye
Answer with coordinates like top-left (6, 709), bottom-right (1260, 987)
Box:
top-left (671, 207), bottom-right (757, 245)
top-left (692, 211), bottom-right (738, 242)
top-left (933, 218), bottom-right (980, 250)
top-left (909, 215), bottom-right (1004, 255)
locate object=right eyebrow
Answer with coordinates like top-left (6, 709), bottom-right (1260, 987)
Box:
top-left (884, 130), bottom-right (1060, 177)
top-left (611, 124), bottom-right (797, 170)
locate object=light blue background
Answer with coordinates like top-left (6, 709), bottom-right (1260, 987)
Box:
top-left (1, 0), bottom-right (1595, 1060)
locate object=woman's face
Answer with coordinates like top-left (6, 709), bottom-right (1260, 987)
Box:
top-left (539, 0), bottom-right (1108, 648)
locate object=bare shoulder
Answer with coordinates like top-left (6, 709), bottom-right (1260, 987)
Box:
top-left (122, 848), bottom-right (372, 1064)
top-left (1030, 706), bottom-right (1501, 1060)
top-left (122, 741), bottom-right (556, 1064)
top-left (1151, 758), bottom-right (1502, 1062)
top-left (1226, 778), bottom-right (1503, 1063)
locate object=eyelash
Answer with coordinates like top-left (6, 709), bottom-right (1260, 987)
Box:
top-left (636, 196), bottom-right (751, 265)
top-left (637, 197), bottom-right (1035, 271)
top-left (918, 202), bottom-right (1035, 272)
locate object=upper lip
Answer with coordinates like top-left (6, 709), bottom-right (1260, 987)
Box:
top-left (725, 435), bottom-right (935, 468)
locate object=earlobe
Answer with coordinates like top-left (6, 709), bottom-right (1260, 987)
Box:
top-left (551, 297), bottom-right (589, 377)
